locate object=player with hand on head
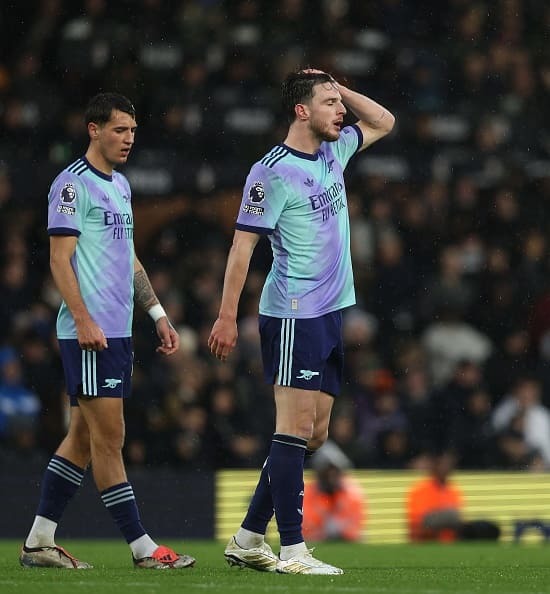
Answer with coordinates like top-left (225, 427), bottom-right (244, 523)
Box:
top-left (20, 92), bottom-right (195, 570)
top-left (209, 69), bottom-right (394, 575)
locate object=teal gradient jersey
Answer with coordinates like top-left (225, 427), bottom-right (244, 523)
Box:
top-left (47, 157), bottom-right (134, 339)
top-left (236, 125), bottom-right (363, 318)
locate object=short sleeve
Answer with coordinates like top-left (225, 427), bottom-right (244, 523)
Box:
top-left (235, 162), bottom-right (288, 234)
top-left (47, 172), bottom-right (88, 236)
top-left (330, 125), bottom-right (363, 169)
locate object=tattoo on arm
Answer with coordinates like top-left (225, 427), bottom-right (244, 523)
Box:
top-left (134, 268), bottom-right (159, 311)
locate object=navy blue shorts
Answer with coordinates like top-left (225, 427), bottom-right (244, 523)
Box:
top-left (58, 338), bottom-right (133, 406)
top-left (258, 311), bottom-right (344, 397)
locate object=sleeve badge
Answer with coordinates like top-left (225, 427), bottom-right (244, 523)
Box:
top-left (248, 181), bottom-right (265, 204)
top-left (60, 183), bottom-right (77, 204)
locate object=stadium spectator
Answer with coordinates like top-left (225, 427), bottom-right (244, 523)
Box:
top-left (447, 386), bottom-right (496, 469)
top-left (421, 305), bottom-right (492, 389)
top-left (406, 450), bottom-right (500, 542)
top-left (368, 229), bottom-right (417, 347)
top-left (398, 365), bottom-right (436, 463)
top-left (483, 323), bottom-right (533, 404)
top-left (407, 450), bottom-right (463, 542)
top-left (302, 440), bottom-right (366, 542)
top-left (327, 401), bottom-right (364, 467)
top-left (207, 383), bottom-right (265, 468)
top-left (18, 325), bottom-right (66, 453)
top-left (208, 68), bottom-right (395, 575)
top-left (0, 347), bottom-right (41, 446)
top-left (20, 93), bottom-right (195, 570)
top-left (473, 246), bottom-right (523, 345)
top-left (354, 368), bottom-right (408, 461)
top-left (492, 373), bottom-right (550, 468)
top-left (430, 358), bottom-right (485, 452)
top-left (419, 243), bottom-right (477, 330)
top-left (0, 248), bottom-right (34, 343)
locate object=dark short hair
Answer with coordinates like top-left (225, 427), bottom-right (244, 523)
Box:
top-left (85, 92), bottom-right (136, 125)
top-left (281, 70), bottom-right (336, 123)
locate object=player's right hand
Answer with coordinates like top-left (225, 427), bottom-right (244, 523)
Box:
top-left (76, 318), bottom-right (108, 351)
top-left (208, 318), bottom-right (238, 361)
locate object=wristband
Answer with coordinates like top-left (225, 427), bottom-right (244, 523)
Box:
top-left (148, 303), bottom-right (167, 322)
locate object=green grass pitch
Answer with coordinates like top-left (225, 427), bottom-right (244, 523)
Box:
top-left (1, 540), bottom-right (549, 594)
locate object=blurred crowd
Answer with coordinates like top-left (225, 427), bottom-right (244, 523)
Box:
top-left (2, 0), bottom-right (550, 471)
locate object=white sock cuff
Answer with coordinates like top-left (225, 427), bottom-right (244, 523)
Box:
top-left (235, 527), bottom-right (264, 549)
top-left (25, 516), bottom-right (58, 548)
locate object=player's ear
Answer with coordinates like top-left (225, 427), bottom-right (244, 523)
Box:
top-left (295, 103), bottom-right (309, 121)
top-left (88, 122), bottom-right (99, 138)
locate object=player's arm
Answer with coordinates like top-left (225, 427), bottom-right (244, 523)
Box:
top-left (337, 84), bottom-right (395, 151)
top-left (208, 229), bottom-right (260, 361)
top-left (134, 256), bottom-right (179, 355)
top-left (49, 235), bottom-right (108, 351)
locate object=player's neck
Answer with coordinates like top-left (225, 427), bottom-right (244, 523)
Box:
top-left (284, 127), bottom-right (321, 155)
top-left (85, 148), bottom-right (114, 176)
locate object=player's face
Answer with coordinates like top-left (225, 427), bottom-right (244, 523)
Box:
top-left (95, 109), bottom-right (137, 167)
top-left (308, 82), bottom-right (346, 142)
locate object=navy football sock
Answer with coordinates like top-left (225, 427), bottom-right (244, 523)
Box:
top-left (268, 433), bottom-right (307, 546)
top-left (36, 455), bottom-right (85, 522)
top-left (100, 482), bottom-right (146, 544)
top-left (242, 457), bottom-right (274, 535)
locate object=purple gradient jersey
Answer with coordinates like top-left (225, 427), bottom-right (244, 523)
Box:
top-left (47, 157), bottom-right (134, 339)
top-left (236, 125), bottom-right (363, 318)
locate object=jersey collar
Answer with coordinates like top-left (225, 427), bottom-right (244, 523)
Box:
top-left (82, 156), bottom-right (113, 181)
top-left (280, 143), bottom-right (320, 161)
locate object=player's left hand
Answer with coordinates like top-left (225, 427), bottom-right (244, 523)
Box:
top-left (155, 318), bottom-right (179, 355)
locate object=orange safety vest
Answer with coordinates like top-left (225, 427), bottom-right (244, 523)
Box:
top-left (302, 477), bottom-right (366, 542)
top-left (406, 477), bottom-right (464, 542)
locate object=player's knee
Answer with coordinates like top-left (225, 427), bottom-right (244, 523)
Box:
top-left (91, 427), bottom-right (125, 455)
top-left (93, 440), bottom-right (124, 461)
